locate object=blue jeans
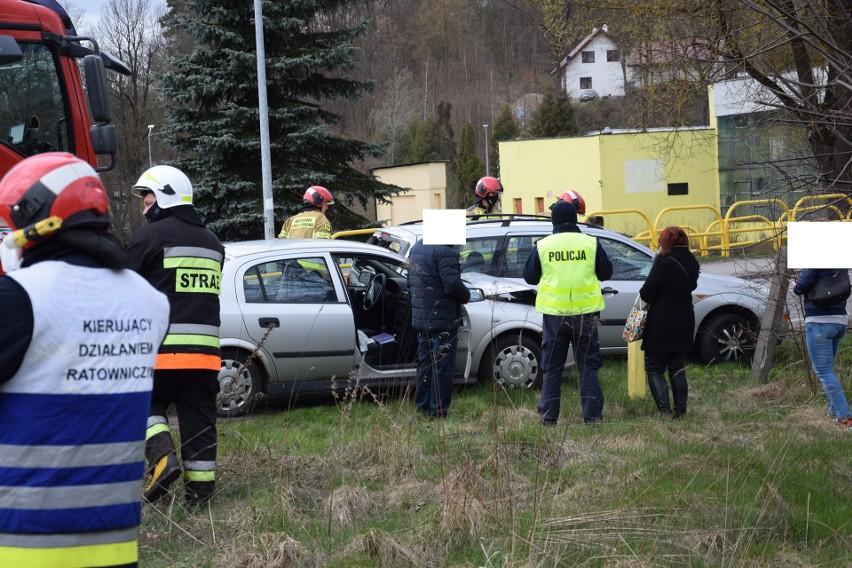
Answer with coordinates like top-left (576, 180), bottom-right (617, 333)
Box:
top-left (805, 322), bottom-right (851, 419)
top-left (414, 327), bottom-right (459, 418)
top-left (537, 313), bottom-right (603, 424)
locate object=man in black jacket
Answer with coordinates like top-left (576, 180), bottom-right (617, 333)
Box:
top-left (407, 241), bottom-right (470, 418)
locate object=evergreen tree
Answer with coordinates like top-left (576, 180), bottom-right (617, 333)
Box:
top-left (529, 87), bottom-right (577, 139)
top-left (491, 104), bottom-right (520, 177)
top-left (159, 0), bottom-right (398, 240)
top-left (457, 123), bottom-right (484, 206)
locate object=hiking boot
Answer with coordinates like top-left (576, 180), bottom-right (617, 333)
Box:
top-left (143, 454), bottom-right (181, 503)
top-left (837, 417), bottom-right (852, 430)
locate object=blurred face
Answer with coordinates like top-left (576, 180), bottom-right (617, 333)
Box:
top-left (321, 202), bottom-right (329, 214)
top-left (142, 192), bottom-right (156, 215)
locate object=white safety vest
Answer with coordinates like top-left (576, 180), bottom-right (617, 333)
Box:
top-left (0, 261), bottom-right (169, 568)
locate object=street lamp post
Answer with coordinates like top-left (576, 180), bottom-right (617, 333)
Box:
top-left (146, 124), bottom-right (155, 168)
top-left (483, 124), bottom-right (490, 176)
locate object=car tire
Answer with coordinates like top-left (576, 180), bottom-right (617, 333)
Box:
top-left (696, 313), bottom-right (756, 364)
top-left (479, 333), bottom-right (542, 389)
top-left (217, 349), bottom-right (262, 418)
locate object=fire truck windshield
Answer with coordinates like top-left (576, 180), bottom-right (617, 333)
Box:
top-left (0, 42), bottom-right (71, 158)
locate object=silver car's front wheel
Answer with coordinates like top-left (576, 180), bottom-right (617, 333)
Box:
top-left (481, 334), bottom-right (542, 389)
top-left (697, 313), bottom-right (756, 364)
top-left (217, 349), bottom-right (262, 418)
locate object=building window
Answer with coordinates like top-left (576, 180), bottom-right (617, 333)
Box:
top-left (535, 197), bottom-right (544, 214)
top-left (580, 77), bottom-right (592, 89)
top-left (513, 198), bottom-right (523, 214)
top-left (581, 51), bottom-right (595, 63)
top-left (667, 183), bottom-right (688, 196)
top-left (606, 50), bottom-right (620, 62)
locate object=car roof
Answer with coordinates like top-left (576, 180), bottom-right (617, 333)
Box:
top-left (224, 238), bottom-right (402, 260)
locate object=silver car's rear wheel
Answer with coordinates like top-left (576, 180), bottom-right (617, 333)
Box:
top-left (217, 349), bottom-right (262, 418)
top-left (480, 334), bottom-right (542, 389)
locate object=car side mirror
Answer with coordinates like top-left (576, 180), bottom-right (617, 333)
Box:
top-left (467, 287), bottom-right (486, 302)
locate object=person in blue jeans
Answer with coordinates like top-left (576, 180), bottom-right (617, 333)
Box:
top-left (523, 201), bottom-right (612, 425)
top-left (407, 241), bottom-right (470, 418)
top-left (793, 268), bottom-right (852, 430)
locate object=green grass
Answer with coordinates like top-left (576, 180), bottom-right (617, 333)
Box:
top-left (140, 338), bottom-right (851, 567)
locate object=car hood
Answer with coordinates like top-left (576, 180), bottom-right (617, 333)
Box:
top-left (694, 271), bottom-right (769, 310)
top-left (462, 272), bottom-right (538, 304)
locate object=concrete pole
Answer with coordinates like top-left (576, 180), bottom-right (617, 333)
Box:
top-left (254, 0), bottom-right (275, 239)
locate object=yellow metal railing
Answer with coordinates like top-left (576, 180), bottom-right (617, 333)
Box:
top-left (334, 196), bottom-right (850, 257)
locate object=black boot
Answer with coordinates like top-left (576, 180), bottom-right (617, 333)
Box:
top-left (671, 369), bottom-right (688, 419)
top-left (646, 371), bottom-right (672, 416)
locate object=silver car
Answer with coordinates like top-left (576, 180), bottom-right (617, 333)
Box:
top-left (369, 217), bottom-right (775, 364)
top-left (216, 239), bottom-right (561, 416)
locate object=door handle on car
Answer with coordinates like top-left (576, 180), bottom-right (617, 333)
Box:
top-left (601, 287), bottom-right (619, 296)
top-left (259, 317), bottom-right (280, 328)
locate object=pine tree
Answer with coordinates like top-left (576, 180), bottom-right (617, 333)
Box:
top-left (159, 0), bottom-right (398, 240)
top-left (457, 123), bottom-right (484, 206)
top-left (491, 104), bottom-right (520, 177)
top-left (529, 87), bottom-right (577, 139)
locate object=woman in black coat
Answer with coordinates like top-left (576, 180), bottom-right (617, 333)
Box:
top-left (639, 226), bottom-right (700, 418)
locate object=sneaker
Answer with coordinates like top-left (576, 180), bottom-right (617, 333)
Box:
top-left (837, 417), bottom-right (852, 430)
top-left (143, 453), bottom-right (181, 503)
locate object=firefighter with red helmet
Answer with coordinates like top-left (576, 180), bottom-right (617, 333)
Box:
top-left (467, 176), bottom-right (503, 217)
top-left (126, 165), bottom-right (225, 508)
top-left (279, 185), bottom-right (334, 238)
top-left (553, 190), bottom-right (586, 216)
top-left (0, 153), bottom-right (169, 567)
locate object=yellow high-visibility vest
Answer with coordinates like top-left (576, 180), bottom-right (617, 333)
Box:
top-left (535, 231), bottom-right (605, 315)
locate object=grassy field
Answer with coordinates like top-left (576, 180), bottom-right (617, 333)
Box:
top-left (140, 338), bottom-right (851, 567)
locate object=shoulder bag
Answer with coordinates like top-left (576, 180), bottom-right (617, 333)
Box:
top-left (623, 294), bottom-right (649, 342)
top-left (807, 270), bottom-right (851, 307)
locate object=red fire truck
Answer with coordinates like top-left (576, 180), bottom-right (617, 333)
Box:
top-left (0, 0), bottom-right (127, 176)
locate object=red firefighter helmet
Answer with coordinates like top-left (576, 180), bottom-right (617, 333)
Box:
top-left (0, 153), bottom-right (109, 249)
top-left (303, 185), bottom-right (334, 208)
top-left (475, 176), bottom-right (503, 199)
top-left (557, 190), bottom-right (586, 215)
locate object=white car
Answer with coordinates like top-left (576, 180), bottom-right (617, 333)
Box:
top-left (216, 239), bottom-right (563, 416)
top-left (369, 217), bottom-right (775, 364)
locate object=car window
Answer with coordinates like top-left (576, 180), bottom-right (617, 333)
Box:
top-left (460, 237), bottom-right (500, 274)
top-left (243, 256), bottom-right (335, 303)
top-left (335, 255), bottom-right (406, 288)
top-left (504, 235), bottom-right (545, 278)
top-left (597, 237), bottom-right (652, 280)
top-left (368, 231), bottom-right (411, 256)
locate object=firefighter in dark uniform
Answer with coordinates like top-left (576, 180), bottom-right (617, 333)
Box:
top-left (466, 176), bottom-right (503, 217)
top-left (278, 185), bottom-right (334, 238)
top-left (523, 200), bottom-right (612, 425)
top-left (126, 165), bottom-right (225, 507)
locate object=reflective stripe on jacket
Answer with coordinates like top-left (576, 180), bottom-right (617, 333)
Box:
top-left (278, 210), bottom-right (332, 239)
top-left (1, 261), bottom-right (169, 567)
top-left (126, 215), bottom-right (225, 370)
top-left (535, 232), bottom-right (605, 315)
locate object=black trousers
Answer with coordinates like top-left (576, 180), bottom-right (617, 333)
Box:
top-left (146, 370), bottom-right (219, 502)
top-left (644, 350), bottom-right (688, 415)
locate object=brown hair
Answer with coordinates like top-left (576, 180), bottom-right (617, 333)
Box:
top-left (657, 226), bottom-right (689, 256)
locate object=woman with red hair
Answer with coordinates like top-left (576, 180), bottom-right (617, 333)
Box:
top-left (639, 226), bottom-right (700, 418)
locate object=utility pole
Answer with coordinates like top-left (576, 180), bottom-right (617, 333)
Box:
top-left (254, 0), bottom-right (274, 239)
top-left (146, 124), bottom-right (154, 168)
top-left (483, 124), bottom-right (490, 176)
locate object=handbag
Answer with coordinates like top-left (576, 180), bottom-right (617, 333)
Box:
top-left (807, 270), bottom-right (851, 307)
top-left (623, 294), bottom-right (649, 342)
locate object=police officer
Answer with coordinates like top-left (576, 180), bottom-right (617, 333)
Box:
top-left (523, 200), bottom-right (612, 425)
top-left (466, 176), bottom-right (503, 217)
top-left (0, 153), bottom-right (169, 567)
top-left (126, 165), bottom-right (225, 507)
top-left (278, 185), bottom-right (334, 238)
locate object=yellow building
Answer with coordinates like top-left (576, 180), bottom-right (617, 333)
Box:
top-left (498, 127), bottom-right (720, 238)
top-left (371, 161), bottom-right (448, 225)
